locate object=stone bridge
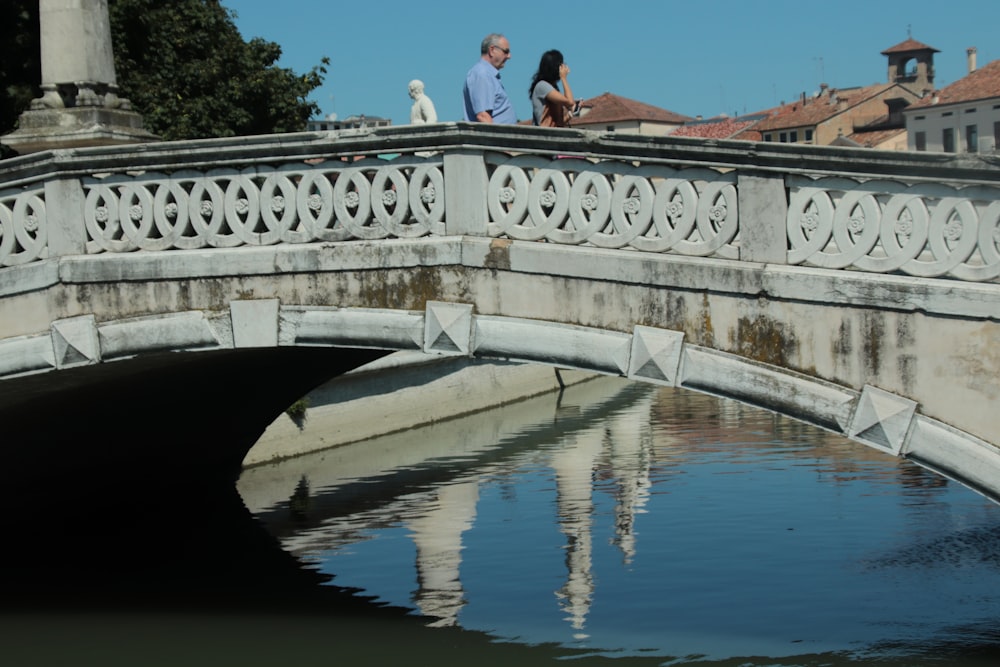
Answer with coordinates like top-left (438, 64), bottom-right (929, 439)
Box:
top-left (1, 123), bottom-right (998, 499)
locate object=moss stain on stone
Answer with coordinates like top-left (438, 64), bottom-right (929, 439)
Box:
top-left (358, 268), bottom-right (446, 311)
top-left (861, 311), bottom-right (885, 376)
top-left (484, 238), bottom-right (512, 273)
top-left (735, 313), bottom-right (798, 367)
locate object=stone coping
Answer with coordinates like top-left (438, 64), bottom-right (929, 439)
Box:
top-left (3, 122), bottom-right (1000, 188)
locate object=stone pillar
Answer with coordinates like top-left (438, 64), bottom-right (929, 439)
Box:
top-left (1, 0), bottom-right (157, 155)
top-left (443, 150), bottom-right (489, 235)
top-left (43, 177), bottom-right (88, 257)
top-left (737, 172), bottom-right (788, 264)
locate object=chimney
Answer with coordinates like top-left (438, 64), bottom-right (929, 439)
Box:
top-left (967, 47), bottom-right (978, 73)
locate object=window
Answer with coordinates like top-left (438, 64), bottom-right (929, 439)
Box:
top-left (804, 129), bottom-right (813, 143)
top-left (995, 121), bottom-right (1000, 150)
top-left (779, 132), bottom-right (787, 142)
top-left (789, 130), bottom-right (798, 142)
top-left (764, 134), bottom-right (773, 142)
top-left (942, 128), bottom-right (955, 152)
top-left (966, 108), bottom-right (977, 113)
top-left (942, 111), bottom-right (954, 117)
top-left (966, 124), bottom-right (979, 153)
top-left (914, 115), bottom-right (925, 120)
top-left (915, 131), bottom-right (926, 151)
top-left (606, 126), bottom-right (615, 132)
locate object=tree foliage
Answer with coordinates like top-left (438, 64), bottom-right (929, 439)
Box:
top-left (109, 0), bottom-right (328, 140)
top-left (0, 0), bottom-right (41, 140)
top-left (0, 0), bottom-right (327, 142)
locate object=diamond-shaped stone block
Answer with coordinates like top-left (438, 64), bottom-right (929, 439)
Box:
top-left (849, 385), bottom-right (917, 455)
top-left (51, 315), bottom-right (100, 368)
top-left (424, 302), bottom-right (473, 355)
top-left (627, 326), bottom-right (685, 386)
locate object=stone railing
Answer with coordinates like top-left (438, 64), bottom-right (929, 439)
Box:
top-left (2, 123), bottom-right (999, 281)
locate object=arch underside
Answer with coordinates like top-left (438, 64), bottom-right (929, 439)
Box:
top-left (1, 300), bottom-right (997, 505)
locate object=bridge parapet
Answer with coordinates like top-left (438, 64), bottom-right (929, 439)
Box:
top-left (2, 123), bottom-right (999, 282)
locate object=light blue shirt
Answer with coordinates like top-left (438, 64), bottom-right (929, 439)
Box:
top-left (463, 58), bottom-right (516, 124)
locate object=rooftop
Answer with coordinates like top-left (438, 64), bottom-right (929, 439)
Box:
top-left (908, 59), bottom-right (1000, 109)
top-left (575, 92), bottom-right (692, 125)
top-left (670, 114), bottom-right (765, 139)
top-left (881, 38), bottom-right (940, 55)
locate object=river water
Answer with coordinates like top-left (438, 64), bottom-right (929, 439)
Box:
top-left (4, 375), bottom-right (1000, 666)
top-left (234, 375), bottom-right (1000, 666)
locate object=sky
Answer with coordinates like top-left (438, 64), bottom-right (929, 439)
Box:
top-left (225, 0), bottom-right (1000, 126)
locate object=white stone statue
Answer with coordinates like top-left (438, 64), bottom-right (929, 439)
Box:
top-left (408, 80), bottom-right (438, 124)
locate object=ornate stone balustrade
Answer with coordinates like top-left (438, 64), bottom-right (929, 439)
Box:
top-left (2, 123), bottom-right (999, 280)
top-left (788, 176), bottom-right (1000, 281)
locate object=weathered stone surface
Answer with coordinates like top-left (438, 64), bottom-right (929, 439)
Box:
top-left (0, 123), bottom-right (998, 501)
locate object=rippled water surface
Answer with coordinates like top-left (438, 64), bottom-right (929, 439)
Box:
top-left (238, 377), bottom-right (1000, 665)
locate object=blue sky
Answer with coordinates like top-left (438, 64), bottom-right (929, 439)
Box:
top-left (226, 0), bottom-right (999, 126)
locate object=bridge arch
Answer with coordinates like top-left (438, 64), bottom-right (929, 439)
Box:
top-left (1, 237), bottom-right (997, 503)
top-left (1, 124), bottom-right (998, 503)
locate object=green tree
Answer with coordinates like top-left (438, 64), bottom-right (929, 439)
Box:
top-left (0, 0), bottom-right (327, 143)
top-left (0, 0), bottom-right (40, 145)
top-left (109, 0), bottom-right (328, 140)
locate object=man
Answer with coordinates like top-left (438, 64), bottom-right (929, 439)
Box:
top-left (408, 80), bottom-right (438, 124)
top-left (462, 33), bottom-right (515, 124)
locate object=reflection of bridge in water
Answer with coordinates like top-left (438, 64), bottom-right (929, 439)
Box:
top-left (241, 377), bottom-right (654, 630)
top-left (239, 375), bottom-right (947, 632)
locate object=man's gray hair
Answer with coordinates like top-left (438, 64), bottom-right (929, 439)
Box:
top-left (480, 33), bottom-right (505, 55)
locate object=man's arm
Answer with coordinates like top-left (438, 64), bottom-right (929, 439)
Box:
top-left (475, 110), bottom-right (493, 123)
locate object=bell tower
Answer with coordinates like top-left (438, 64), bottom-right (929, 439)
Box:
top-left (881, 37), bottom-right (939, 94)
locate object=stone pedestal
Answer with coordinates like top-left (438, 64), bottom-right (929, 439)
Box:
top-left (3, 105), bottom-right (157, 155)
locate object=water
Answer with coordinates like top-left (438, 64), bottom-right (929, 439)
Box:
top-left (5, 375), bottom-right (1000, 666)
top-left (236, 376), bottom-right (1000, 665)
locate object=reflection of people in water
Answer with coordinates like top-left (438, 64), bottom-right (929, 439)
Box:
top-left (289, 475), bottom-right (311, 519)
top-left (408, 480), bottom-right (479, 626)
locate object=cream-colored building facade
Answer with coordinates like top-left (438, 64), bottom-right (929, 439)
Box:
top-left (904, 50), bottom-right (1000, 153)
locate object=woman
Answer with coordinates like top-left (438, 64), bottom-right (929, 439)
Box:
top-left (529, 49), bottom-right (575, 127)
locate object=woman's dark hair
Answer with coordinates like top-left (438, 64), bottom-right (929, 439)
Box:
top-left (529, 49), bottom-right (564, 95)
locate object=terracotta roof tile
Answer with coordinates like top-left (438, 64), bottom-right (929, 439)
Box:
top-left (881, 38), bottom-right (939, 55)
top-left (575, 92), bottom-right (692, 125)
top-left (908, 59), bottom-right (1000, 109)
top-left (731, 128), bottom-right (763, 141)
top-left (670, 116), bottom-right (760, 139)
top-left (846, 127), bottom-right (906, 147)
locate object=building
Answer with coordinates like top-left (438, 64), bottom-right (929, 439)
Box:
top-left (904, 49), bottom-right (1000, 153)
top-left (307, 114), bottom-right (392, 132)
top-left (672, 37), bottom-right (938, 150)
top-left (744, 81), bottom-right (920, 146)
top-left (571, 92), bottom-right (692, 136)
top-left (882, 38), bottom-right (939, 95)
top-left (835, 122), bottom-right (908, 151)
